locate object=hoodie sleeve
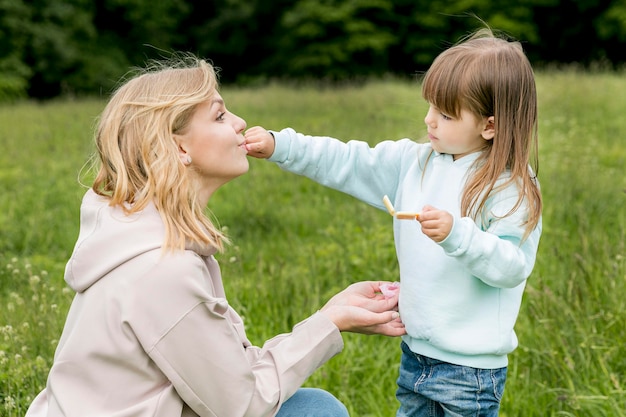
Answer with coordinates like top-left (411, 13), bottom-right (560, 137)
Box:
top-left (129, 252), bottom-right (343, 417)
top-left (268, 127), bottom-right (416, 210)
top-left (438, 185), bottom-right (542, 288)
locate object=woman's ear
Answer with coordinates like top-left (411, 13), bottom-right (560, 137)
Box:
top-left (481, 116), bottom-right (495, 140)
top-left (180, 152), bottom-right (192, 166)
top-left (174, 134), bottom-right (192, 166)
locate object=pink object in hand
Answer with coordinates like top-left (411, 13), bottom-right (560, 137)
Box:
top-left (380, 282), bottom-right (400, 298)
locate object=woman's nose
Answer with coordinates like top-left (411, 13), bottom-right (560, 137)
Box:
top-left (234, 115), bottom-right (247, 133)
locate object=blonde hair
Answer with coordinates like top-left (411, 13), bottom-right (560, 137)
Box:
top-left (421, 28), bottom-right (542, 239)
top-left (92, 54), bottom-right (228, 252)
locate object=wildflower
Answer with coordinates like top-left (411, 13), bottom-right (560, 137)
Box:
top-left (35, 356), bottom-right (47, 367)
top-left (30, 275), bottom-right (41, 285)
top-left (10, 292), bottom-right (24, 305)
top-left (4, 395), bottom-right (16, 411)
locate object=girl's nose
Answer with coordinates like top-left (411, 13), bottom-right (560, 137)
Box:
top-left (424, 107), bottom-right (436, 127)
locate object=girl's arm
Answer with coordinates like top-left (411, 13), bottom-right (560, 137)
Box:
top-left (246, 126), bottom-right (415, 209)
top-left (437, 191), bottom-right (542, 289)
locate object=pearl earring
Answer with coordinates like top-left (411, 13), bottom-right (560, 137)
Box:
top-left (185, 155), bottom-right (192, 165)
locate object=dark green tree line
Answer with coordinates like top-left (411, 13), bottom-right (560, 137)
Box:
top-left (1, 0), bottom-right (625, 100)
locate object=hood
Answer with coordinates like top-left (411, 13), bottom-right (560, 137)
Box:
top-left (64, 189), bottom-right (216, 292)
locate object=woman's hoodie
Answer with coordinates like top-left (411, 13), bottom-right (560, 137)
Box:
top-left (26, 189), bottom-right (343, 417)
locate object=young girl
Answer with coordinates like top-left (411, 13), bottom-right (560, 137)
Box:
top-left (244, 28), bottom-right (542, 416)
top-left (25, 55), bottom-right (406, 417)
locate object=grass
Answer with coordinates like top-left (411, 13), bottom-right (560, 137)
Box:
top-left (1, 72), bottom-right (625, 416)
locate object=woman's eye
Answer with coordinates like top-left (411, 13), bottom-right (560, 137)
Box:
top-left (216, 112), bottom-right (225, 121)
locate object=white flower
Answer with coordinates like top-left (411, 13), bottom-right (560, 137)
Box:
top-left (4, 395), bottom-right (16, 410)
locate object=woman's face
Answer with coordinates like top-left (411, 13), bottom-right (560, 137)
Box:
top-left (175, 92), bottom-right (248, 199)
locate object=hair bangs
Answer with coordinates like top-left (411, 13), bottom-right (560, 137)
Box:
top-left (421, 51), bottom-right (475, 119)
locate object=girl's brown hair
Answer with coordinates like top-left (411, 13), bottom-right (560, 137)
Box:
top-left (421, 28), bottom-right (542, 239)
top-left (92, 54), bottom-right (228, 252)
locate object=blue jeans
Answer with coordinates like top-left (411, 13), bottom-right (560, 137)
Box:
top-left (396, 342), bottom-right (507, 417)
top-left (276, 388), bottom-right (350, 417)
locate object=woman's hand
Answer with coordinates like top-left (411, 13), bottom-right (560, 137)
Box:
top-left (244, 126), bottom-right (276, 158)
top-left (319, 281), bottom-right (406, 337)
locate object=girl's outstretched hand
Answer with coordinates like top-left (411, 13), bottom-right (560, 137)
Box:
top-left (244, 126), bottom-right (276, 158)
top-left (320, 281), bottom-right (406, 337)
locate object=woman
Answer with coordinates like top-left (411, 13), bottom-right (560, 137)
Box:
top-left (26, 55), bottom-right (405, 417)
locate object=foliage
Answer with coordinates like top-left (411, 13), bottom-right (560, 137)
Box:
top-left (275, 0), bottom-right (396, 79)
top-left (23, 0), bottom-right (99, 97)
top-left (1, 0), bottom-right (626, 100)
top-left (0, 74), bottom-right (625, 416)
top-left (0, 257), bottom-right (72, 414)
top-left (0, 0), bottom-right (32, 100)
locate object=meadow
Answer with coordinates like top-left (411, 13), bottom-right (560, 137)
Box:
top-left (1, 71), bottom-right (624, 416)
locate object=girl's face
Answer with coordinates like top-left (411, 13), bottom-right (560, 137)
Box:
top-left (174, 92), bottom-right (248, 200)
top-left (424, 104), bottom-right (494, 160)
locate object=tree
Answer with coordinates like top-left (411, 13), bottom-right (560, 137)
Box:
top-left (274, 0), bottom-right (396, 80)
top-left (23, 0), bottom-right (99, 97)
top-left (1, 0), bottom-right (626, 100)
top-left (0, 0), bottom-right (33, 100)
top-left (383, 0), bottom-right (545, 75)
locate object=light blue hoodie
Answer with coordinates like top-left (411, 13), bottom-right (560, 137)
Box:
top-left (268, 128), bottom-right (542, 369)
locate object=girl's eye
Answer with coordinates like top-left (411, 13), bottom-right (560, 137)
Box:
top-left (440, 112), bottom-right (452, 121)
top-left (216, 112), bottom-right (225, 121)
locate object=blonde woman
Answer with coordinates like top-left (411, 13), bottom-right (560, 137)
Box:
top-left (26, 56), bottom-right (405, 417)
top-left (245, 28), bottom-right (542, 416)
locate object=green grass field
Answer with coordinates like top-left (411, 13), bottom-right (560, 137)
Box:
top-left (1, 71), bottom-right (624, 416)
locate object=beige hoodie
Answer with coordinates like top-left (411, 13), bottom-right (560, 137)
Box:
top-left (26, 189), bottom-right (343, 417)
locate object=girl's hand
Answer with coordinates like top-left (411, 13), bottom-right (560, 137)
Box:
top-left (320, 281), bottom-right (406, 337)
top-left (418, 205), bottom-right (453, 242)
top-left (244, 126), bottom-right (276, 158)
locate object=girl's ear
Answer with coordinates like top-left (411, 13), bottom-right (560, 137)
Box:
top-left (481, 116), bottom-right (495, 140)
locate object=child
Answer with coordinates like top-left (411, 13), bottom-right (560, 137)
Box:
top-left (244, 28), bottom-right (542, 416)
